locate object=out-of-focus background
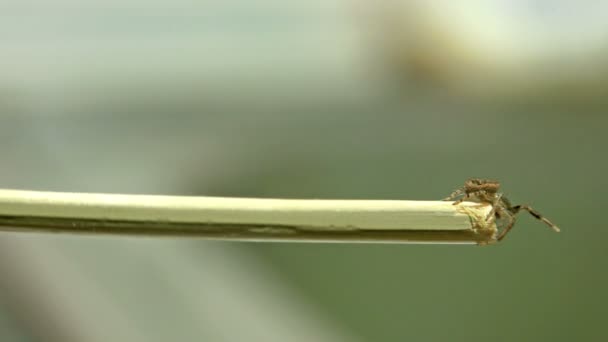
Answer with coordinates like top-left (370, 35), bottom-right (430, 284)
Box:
top-left (1, 1), bottom-right (607, 341)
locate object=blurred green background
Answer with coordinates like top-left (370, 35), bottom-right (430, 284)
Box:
top-left (1, 1), bottom-right (607, 341)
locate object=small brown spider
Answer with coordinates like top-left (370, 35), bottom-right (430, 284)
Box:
top-left (443, 178), bottom-right (560, 241)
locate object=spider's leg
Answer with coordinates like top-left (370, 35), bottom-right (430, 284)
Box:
top-left (451, 193), bottom-right (471, 205)
top-left (497, 209), bottom-right (517, 241)
top-left (442, 188), bottom-right (464, 201)
top-left (511, 205), bottom-right (560, 232)
top-left (485, 193), bottom-right (503, 221)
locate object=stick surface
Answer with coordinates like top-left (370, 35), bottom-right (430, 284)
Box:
top-left (0, 189), bottom-right (497, 244)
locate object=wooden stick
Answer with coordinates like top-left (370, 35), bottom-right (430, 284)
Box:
top-left (0, 189), bottom-right (497, 244)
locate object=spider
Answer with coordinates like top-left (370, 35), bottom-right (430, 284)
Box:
top-left (443, 178), bottom-right (560, 241)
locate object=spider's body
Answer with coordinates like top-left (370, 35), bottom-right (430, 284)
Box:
top-left (444, 178), bottom-right (560, 241)
top-left (443, 178), bottom-right (502, 208)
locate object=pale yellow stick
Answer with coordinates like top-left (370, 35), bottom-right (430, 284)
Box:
top-left (0, 189), bottom-right (497, 244)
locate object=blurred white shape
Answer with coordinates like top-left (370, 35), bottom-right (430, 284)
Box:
top-left (378, 0), bottom-right (608, 98)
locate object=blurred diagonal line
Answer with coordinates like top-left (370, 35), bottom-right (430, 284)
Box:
top-left (133, 241), bottom-right (363, 342)
top-left (0, 235), bottom-right (145, 342)
top-left (0, 234), bottom-right (360, 342)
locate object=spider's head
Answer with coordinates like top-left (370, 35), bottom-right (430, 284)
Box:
top-left (464, 178), bottom-right (500, 194)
